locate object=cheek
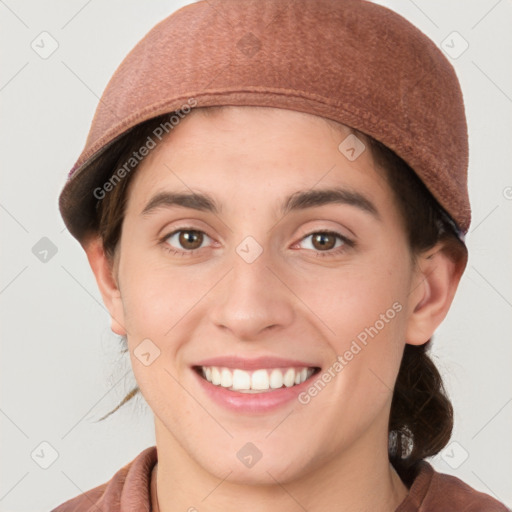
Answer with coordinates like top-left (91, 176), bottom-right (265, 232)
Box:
top-left (117, 257), bottom-right (194, 407)
top-left (291, 255), bottom-right (410, 394)
top-left (295, 258), bottom-right (409, 341)
top-left (121, 279), bottom-right (174, 339)
top-left (117, 245), bottom-right (196, 336)
top-left (296, 279), bottom-right (407, 440)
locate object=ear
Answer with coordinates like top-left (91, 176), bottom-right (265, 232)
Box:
top-left (405, 238), bottom-right (468, 346)
top-left (83, 235), bottom-right (127, 336)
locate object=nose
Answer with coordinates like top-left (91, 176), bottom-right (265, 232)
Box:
top-left (208, 245), bottom-right (295, 340)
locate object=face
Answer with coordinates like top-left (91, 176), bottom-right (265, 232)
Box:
top-left (107, 106), bottom-right (424, 484)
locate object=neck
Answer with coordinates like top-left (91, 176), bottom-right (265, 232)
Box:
top-left (152, 418), bottom-right (409, 512)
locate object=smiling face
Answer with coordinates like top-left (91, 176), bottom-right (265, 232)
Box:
top-left (92, 106), bottom-right (439, 485)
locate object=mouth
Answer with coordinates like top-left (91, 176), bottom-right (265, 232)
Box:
top-left (192, 365), bottom-right (321, 393)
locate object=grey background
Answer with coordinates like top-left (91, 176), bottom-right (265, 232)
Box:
top-left (1, 0), bottom-right (511, 510)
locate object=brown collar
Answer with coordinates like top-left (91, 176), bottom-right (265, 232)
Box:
top-left (150, 462), bottom-right (160, 512)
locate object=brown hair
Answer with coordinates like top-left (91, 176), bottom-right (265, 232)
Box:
top-left (91, 108), bottom-right (467, 481)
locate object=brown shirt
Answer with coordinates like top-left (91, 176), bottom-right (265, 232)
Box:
top-left (50, 446), bottom-right (509, 511)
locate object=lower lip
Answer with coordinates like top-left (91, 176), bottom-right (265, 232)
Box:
top-left (192, 368), bottom-right (318, 414)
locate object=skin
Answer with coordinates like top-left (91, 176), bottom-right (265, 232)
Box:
top-left (85, 106), bottom-right (465, 511)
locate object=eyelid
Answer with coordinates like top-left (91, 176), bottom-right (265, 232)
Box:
top-left (294, 222), bottom-right (355, 245)
top-left (158, 217), bottom-right (213, 238)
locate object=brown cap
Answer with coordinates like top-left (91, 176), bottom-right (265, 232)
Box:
top-left (58, 0), bottom-right (470, 245)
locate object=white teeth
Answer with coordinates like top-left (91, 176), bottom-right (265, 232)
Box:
top-left (211, 367), bottom-right (221, 385)
top-left (233, 369), bottom-right (251, 390)
top-left (283, 368), bottom-right (295, 387)
top-left (269, 369), bottom-right (283, 389)
top-left (251, 369), bottom-right (269, 390)
top-left (199, 366), bottom-right (316, 392)
top-left (220, 368), bottom-right (232, 388)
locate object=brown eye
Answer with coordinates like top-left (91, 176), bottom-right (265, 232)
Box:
top-left (164, 229), bottom-right (210, 253)
top-left (178, 230), bottom-right (203, 250)
top-left (312, 233), bottom-right (336, 250)
top-left (298, 231), bottom-right (351, 255)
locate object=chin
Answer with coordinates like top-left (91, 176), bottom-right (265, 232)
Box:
top-left (196, 445), bottom-right (315, 487)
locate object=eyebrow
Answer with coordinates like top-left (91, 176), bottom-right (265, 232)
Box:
top-left (282, 187), bottom-right (379, 219)
top-left (141, 191), bottom-right (220, 216)
top-left (141, 187), bottom-right (380, 219)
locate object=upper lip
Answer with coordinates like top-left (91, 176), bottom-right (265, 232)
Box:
top-left (193, 356), bottom-right (321, 371)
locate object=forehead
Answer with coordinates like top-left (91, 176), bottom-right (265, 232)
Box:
top-left (124, 106), bottom-right (391, 215)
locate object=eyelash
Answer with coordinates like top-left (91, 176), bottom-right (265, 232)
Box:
top-left (160, 228), bottom-right (355, 258)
